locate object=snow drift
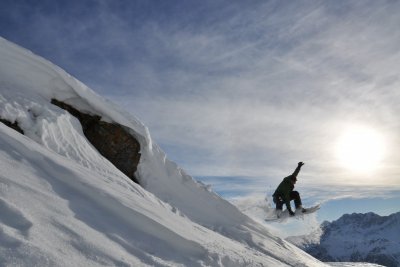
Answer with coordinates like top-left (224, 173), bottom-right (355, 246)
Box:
top-left (0, 37), bottom-right (379, 266)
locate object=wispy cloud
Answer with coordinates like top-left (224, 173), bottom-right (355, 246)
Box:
top-left (2, 1), bottom-right (400, 186)
top-left (109, 1), bottom-right (400, 185)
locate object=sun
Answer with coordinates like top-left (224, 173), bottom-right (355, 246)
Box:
top-left (335, 125), bottom-right (386, 173)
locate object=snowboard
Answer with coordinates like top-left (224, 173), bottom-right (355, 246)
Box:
top-left (265, 204), bottom-right (320, 222)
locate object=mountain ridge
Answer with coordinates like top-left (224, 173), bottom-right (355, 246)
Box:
top-left (287, 211), bottom-right (400, 267)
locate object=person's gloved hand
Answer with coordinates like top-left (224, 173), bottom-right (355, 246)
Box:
top-left (289, 209), bottom-right (295, 216)
top-left (298, 162), bottom-right (305, 167)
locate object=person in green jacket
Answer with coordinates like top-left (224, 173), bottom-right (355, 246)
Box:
top-left (273, 162), bottom-right (307, 218)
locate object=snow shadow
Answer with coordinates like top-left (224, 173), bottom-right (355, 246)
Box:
top-left (0, 198), bottom-right (32, 237)
top-left (30, 154), bottom-right (207, 266)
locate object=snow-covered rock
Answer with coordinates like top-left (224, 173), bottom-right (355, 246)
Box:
top-left (287, 212), bottom-right (400, 267)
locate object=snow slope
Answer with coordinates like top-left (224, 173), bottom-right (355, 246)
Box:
top-left (0, 117), bottom-right (283, 266)
top-left (0, 36), bottom-right (378, 266)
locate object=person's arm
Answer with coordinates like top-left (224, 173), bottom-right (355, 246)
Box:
top-left (292, 162), bottom-right (305, 177)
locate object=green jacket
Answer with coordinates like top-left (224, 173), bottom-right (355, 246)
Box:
top-left (273, 165), bottom-right (302, 210)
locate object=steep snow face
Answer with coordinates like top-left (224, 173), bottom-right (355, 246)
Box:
top-left (288, 212), bottom-right (400, 267)
top-left (1, 36), bottom-right (373, 266)
top-left (1, 122), bottom-right (299, 266)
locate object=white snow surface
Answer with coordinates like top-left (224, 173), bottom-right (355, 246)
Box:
top-left (0, 37), bottom-right (376, 266)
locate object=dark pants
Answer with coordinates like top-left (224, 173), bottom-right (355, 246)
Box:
top-left (273, 191), bottom-right (302, 210)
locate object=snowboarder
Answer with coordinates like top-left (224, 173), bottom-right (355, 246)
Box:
top-left (272, 162), bottom-right (307, 218)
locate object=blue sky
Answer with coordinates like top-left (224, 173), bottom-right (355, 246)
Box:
top-left (1, 0), bottom-right (400, 235)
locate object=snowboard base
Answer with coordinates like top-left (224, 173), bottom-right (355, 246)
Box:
top-left (265, 204), bottom-right (320, 222)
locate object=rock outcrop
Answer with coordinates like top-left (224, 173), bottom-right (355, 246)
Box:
top-left (0, 118), bottom-right (24, 135)
top-left (51, 99), bottom-right (141, 184)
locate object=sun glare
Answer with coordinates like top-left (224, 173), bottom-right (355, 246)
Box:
top-left (335, 126), bottom-right (386, 173)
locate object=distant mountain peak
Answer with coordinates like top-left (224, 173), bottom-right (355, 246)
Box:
top-left (288, 211), bottom-right (400, 267)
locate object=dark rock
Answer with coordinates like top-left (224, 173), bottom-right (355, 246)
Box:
top-left (0, 118), bottom-right (24, 135)
top-left (51, 99), bottom-right (141, 184)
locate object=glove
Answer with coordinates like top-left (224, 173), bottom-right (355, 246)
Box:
top-left (289, 209), bottom-right (295, 216)
top-left (298, 162), bottom-right (305, 167)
